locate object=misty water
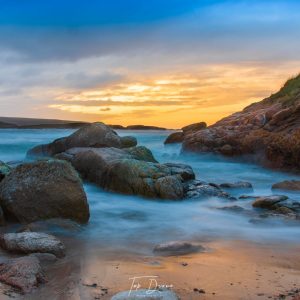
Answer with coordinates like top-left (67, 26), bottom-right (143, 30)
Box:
top-left (1, 128), bottom-right (300, 255)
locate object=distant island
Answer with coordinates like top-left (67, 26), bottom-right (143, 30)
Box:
top-left (0, 117), bottom-right (169, 130)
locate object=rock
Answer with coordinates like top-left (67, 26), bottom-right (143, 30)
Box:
top-left (184, 180), bottom-right (230, 198)
top-left (219, 181), bottom-right (253, 189)
top-left (120, 136), bottom-right (137, 148)
top-left (154, 176), bottom-right (184, 199)
top-left (0, 256), bottom-right (46, 294)
top-left (111, 289), bottom-right (179, 300)
top-left (182, 74), bottom-right (300, 171)
top-left (0, 160), bottom-right (89, 223)
top-left (153, 241), bottom-right (204, 256)
top-left (252, 195), bottom-right (288, 209)
top-left (164, 132), bottom-right (184, 144)
top-left (0, 206), bottom-right (5, 226)
top-left (56, 147), bottom-right (193, 200)
top-left (125, 146), bottom-right (158, 163)
top-left (218, 205), bottom-right (246, 213)
top-left (182, 122), bottom-right (207, 133)
top-left (0, 232), bottom-right (65, 258)
top-left (163, 163), bottom-right (195, 181)
top-left (27, 122), bottom-right (122, 157)
top-left (272, 180), bottom-right (300, 191)
top-left (29, 253), bottom-right (58, 263)
top-left (0, 161), bottom-right (11, 182)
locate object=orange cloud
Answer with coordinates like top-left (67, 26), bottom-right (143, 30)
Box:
top-left (48, 62), bottom-right (300, 128)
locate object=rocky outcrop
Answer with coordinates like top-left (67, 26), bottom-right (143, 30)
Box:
top-left (56, 147), bottom-right (192, 199)
top-left (153, 241), bottom-right (204, 256)
top-left (0, 256), bottom-right (46, 293)
top-left (0, 232), bottom-right (65, 258)
top-left (27, 122), bottom-right (133, 158)
top-left (272, 180), bottom-right (300, 191)
top-left (0, 160), bottom-right (89, 223)
top-left (182, 74), bottom-right (300, 170)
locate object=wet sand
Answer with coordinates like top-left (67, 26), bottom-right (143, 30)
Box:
top-left (2, 239), bottom-right (296, 300)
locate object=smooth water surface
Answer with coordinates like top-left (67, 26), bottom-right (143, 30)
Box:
top-left (0, 128), bottom-right (300, 254)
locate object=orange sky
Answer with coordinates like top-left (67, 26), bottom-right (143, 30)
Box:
top-left (44, 62), bottom-right (300, 128)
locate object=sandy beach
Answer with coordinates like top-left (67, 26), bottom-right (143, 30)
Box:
top-left (5, 239), bottom-right (296, 300)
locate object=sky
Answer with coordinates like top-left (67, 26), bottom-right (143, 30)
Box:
top-left (0, 0), bottom-right (300, 128)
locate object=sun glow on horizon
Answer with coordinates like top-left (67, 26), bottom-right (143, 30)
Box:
top-left (47, 62), bottom-right (300, 127)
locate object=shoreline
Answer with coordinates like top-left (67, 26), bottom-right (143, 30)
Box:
top-left (5, 238), bottom-right (297, 300)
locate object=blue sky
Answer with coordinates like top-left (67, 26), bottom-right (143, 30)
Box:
top-left (0, 0), bottom-right (299, 126)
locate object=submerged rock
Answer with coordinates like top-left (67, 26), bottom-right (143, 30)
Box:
top-left (184, 180), bottom-right (230, 199)
top-left (153, 241), bottom-right (204, 256)
top-left (0, 232), bottom-right (65, 258)
top-left (0, 160), bottom-right (89, 223)
top-left (219, 181), bottom-right (253, 189)
top-left (27, 122), bottom-right (123, 158)
top-left (111, 289), bottom-right (180, 300)
top-left (252, 195), bottom-right (288, 209)
top-left (0, 256), bottom-right (46, 294)
top-left (272, 180), bottom-right (300, 191)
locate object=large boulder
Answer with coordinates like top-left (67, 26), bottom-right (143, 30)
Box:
top-left (182, 75), bottom-right (300, 171)
top-left (0, 160), bottom-right (89, 223)
top-left (0, 232), bottom-right (66, 258)
top-left (0, 161), bottom-right (11, 181)
top-left (27, 122), bottom-right (123, 158)
top-left (0, 256), bottom-right (46, 294)
top-left (55, 147), bottom-right (193, 199)
top-left (272, 180), bottom-right (300, 191)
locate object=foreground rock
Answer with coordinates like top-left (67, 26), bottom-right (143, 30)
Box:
top-left (27, 122), bottom-right (135, 158)
top-left (0, 232), bottom-right (65, 258)
top-left (56, 147), bottom-right (194, 199)
top-left (111, 289), bottom-right (179, 300)
top-left (0, 161), bottom-right (10, 182)
top-left (182, 74), bottom-right (300, 171)
top-left (272, 180), bottom-right (300, 191)
top-left (0, 256), bottom-right (46, 293)
top-left (252, 195), bottom-right (288, 209)
top-left (0, 160), bottom-right (89, 223)
top-left (219, 181), bottom-right (253, 189)
top-left (153, 241), bottom-right (204, 256)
